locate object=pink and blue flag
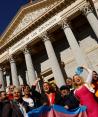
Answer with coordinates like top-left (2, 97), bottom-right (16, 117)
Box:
top-left (28, 105), bottom-right (87, 117)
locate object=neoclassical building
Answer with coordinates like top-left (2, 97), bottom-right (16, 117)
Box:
top-left (0, 0), bottom-right (98, 91)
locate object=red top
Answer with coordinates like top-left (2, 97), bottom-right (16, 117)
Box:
top-left (7, 93), bottom-right (14, 100)
top-left (46, 93), bottom-right (55, 105)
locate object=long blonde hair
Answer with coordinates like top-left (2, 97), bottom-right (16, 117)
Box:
top-left (73, 74), bottom-right (84, 88)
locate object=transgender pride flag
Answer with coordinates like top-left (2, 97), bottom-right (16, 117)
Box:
top-left (28, 105), bottom-right (87, 117)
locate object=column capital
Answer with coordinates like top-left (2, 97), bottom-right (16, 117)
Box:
top-left (0, 67), bottom-right (3, 71)
top-left (58, 19), bottom-right (70, 30)
top-left (23, 46), bottom-right (30, 55)
top-left (9, 55), bottom-right (15, 63)
top-left (0, 65), bottom-right (4, 71)
top-left (40, 32), bottom-right (50, 42)
top-left (81, 4), bottom-right (93, 16)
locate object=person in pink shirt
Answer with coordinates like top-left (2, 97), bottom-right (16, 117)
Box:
top-left (73, 66), bottom-right (98, 117)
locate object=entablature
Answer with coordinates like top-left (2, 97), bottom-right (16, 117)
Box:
top-left (0, 0), bottom-right (78, 53)
top-left (0, 0), bottom-right (93, 64)
top-left (0, 0), bottom-right (64, 49)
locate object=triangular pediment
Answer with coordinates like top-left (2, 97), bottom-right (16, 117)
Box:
top-left (0, 0), bottom-right (61, 43)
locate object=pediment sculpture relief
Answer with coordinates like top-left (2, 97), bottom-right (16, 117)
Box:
top-left (9, 1), bottom-right (59, 39)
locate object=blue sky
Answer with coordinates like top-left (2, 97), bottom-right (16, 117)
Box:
top-left (0, 0), bottom-right (39, 36)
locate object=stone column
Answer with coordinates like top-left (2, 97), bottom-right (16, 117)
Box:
top-left (61, 20), bottom-right (88, 66)
top-left (0, 68), bottom-right (5, 91)
top-left (81, 4), bottom-right (98, 39)
top-left (10, 57), bottom-right (20, 87)
top-left (25, 70), bottom-right (30, 86)
top-left (41, 33), bottom-right (65, 87)
top-left (6, 75), bottom-right (10, 87)
top-left (23, 47), bottom-right (36, 86)
top-left (18, 75), bottom-right (23, 85)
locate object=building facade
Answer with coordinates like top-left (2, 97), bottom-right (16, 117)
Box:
top-left (0, 0), bottom-right (98, 90)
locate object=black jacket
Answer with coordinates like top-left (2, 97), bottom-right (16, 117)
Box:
top-left (62, 93), bottom-right (80, 110)
top-left (31, 85), bottom-right (42, 108)
top-left (10, 102), bottom-right (24, 117)
top-left (1, 99), bottom-right (30, 117)
top-left (41, 92), bottom-right (62, 106)
top-left (0, 100), bottom-right (12, 117)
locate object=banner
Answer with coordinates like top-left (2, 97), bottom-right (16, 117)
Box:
top-left (28, 105), bottom-right (87, 117)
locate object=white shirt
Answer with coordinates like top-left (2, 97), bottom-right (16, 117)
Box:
top-left (19, 103), bottom-right (28, 117)
top-left (23, 97), bottom-right (34, 107)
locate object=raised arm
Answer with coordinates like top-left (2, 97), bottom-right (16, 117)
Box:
top-left (82, 65), bottom-right (93, 84)
top-left (32, 78), bottom-right (40, 86)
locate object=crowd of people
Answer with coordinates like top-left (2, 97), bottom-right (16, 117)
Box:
top-left (0, 65), bottom-right (98, 117)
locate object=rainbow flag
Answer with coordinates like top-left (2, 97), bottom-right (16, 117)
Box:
top-left (28, 105), bottom-right (87, 117)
